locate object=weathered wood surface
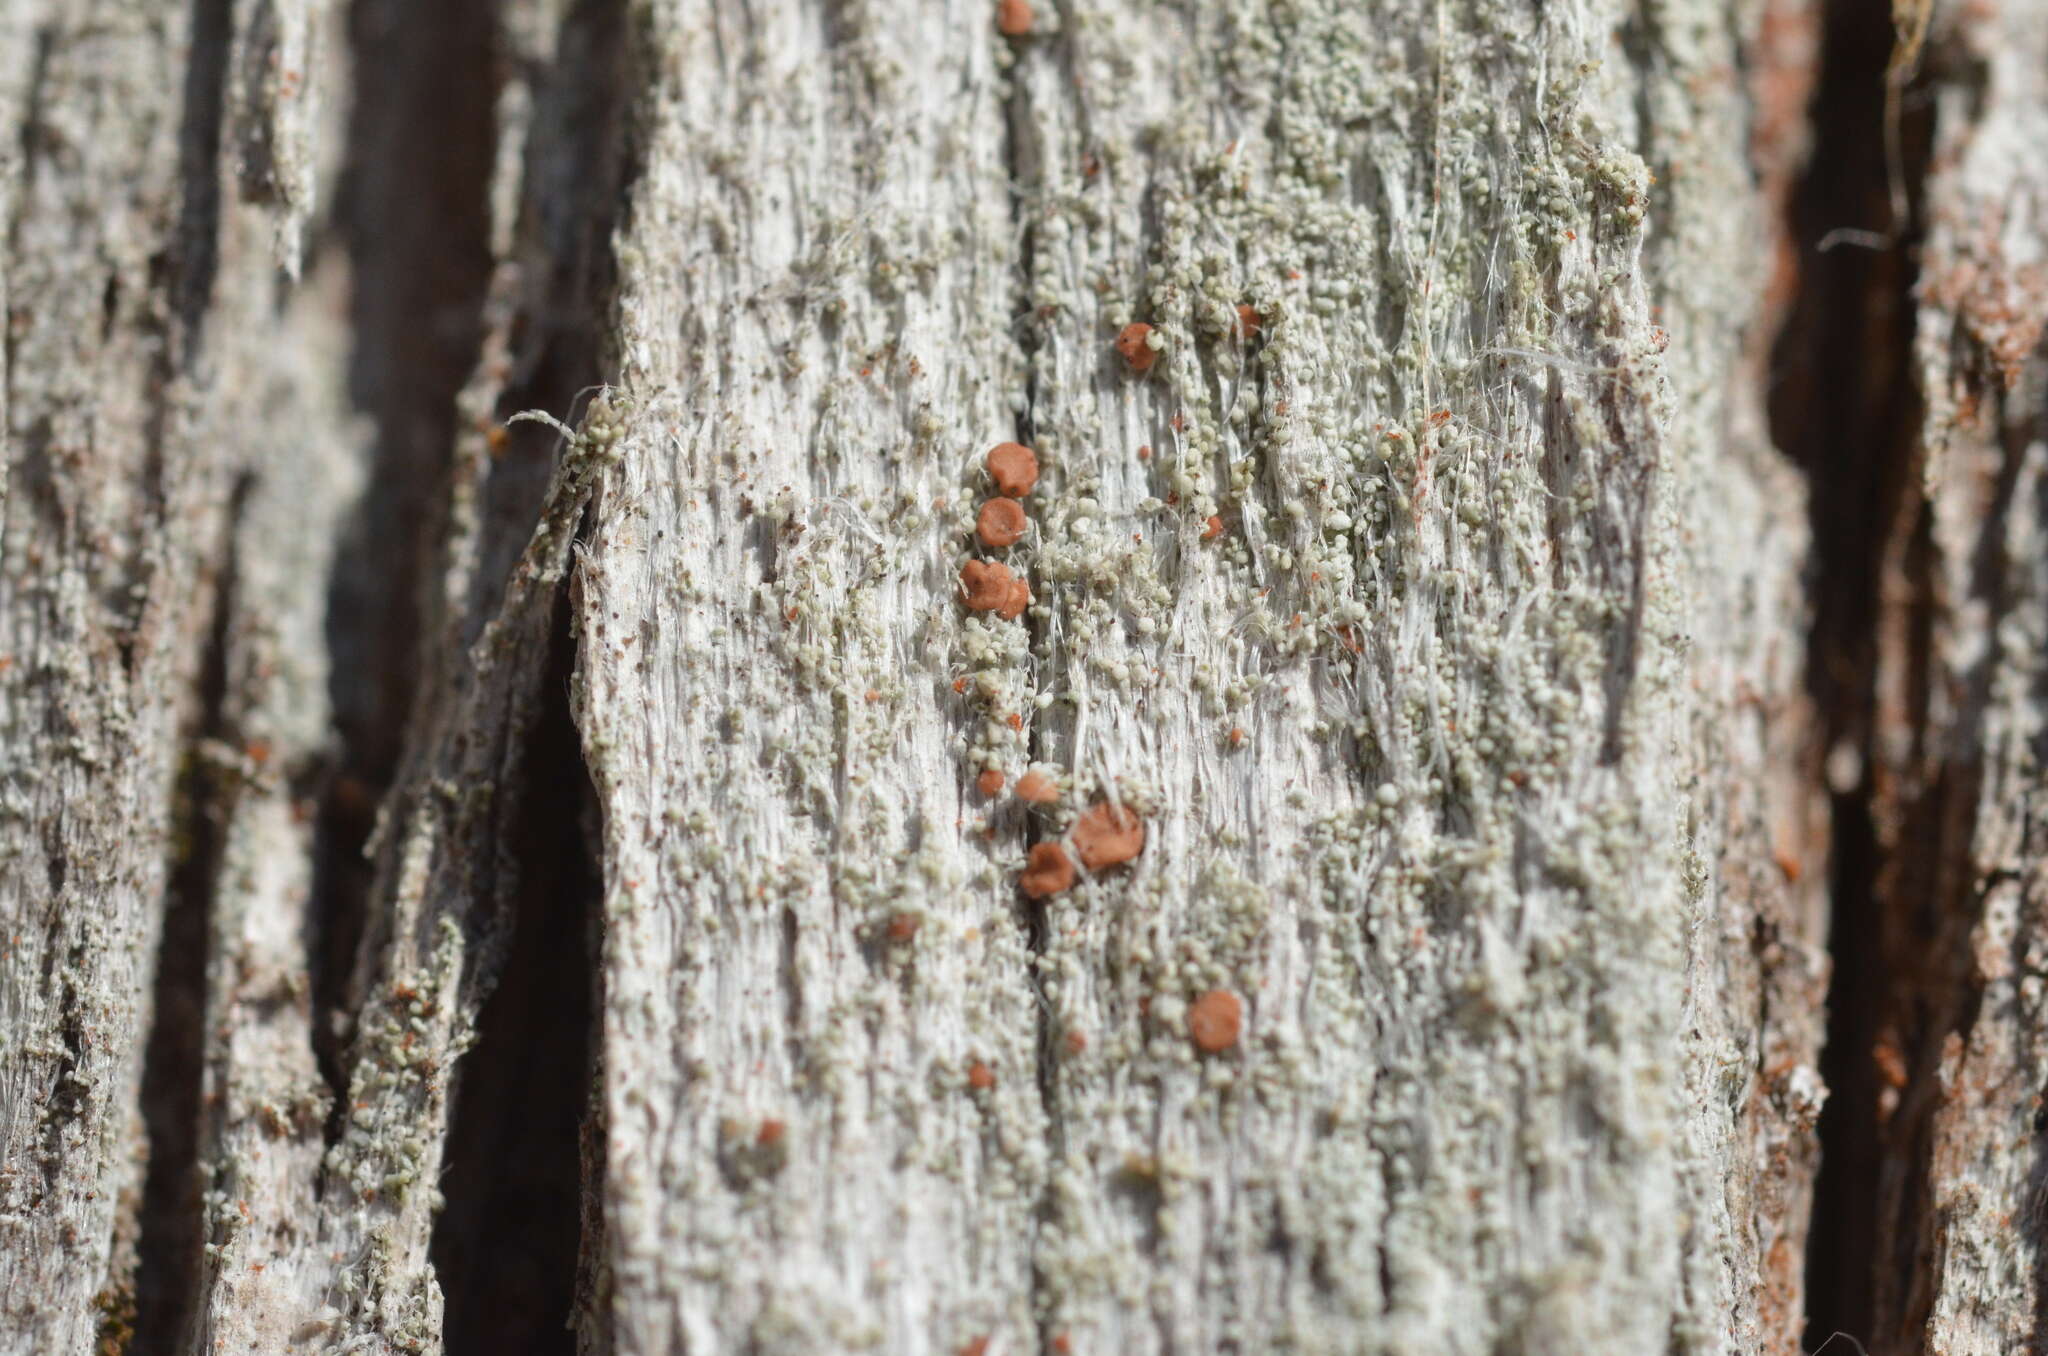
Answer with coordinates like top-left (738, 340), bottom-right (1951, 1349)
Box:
top-left (0, 0), bottom-right (337, 1349)
top-left (578, 0), bottom-right (1827, 1351)
top-left (0, 0), bottom-right (2043, 1353)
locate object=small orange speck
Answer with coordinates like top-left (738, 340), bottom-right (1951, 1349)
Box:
top-left (1170, 411), bottom-right (1187, 432)
top-left (485, 424), bottom-right (510, 455)
top-left (865, 689), bottom-right (882, 702)
top-left (1774, 850), bottom-right (1801, 884)
top-left (1051, 1335), bottom-right (1073, 1355)
top-left (1021, 842), bottom-right (1077, 898)
top-left (977, 497), bottom-right (1028, 548)
top-left (1338, 626), bottom-right (1363, 655)
top-left (953, 677), bottom-right (969, 694)
top-left (977, 768), bottom-right (1005, 796)
top-left (1188, 989), bottom-right (1243, 1053)
top-left (756, 1119), bottom-right (786, 1146)
top-left (960, 559), bottom-right (1019, 612)
top-left (1071, 801), bottom-right (1145, 871)
top-left (986, 442), bottom-right (1040, 496)
top-left (959, 1339), bottom-right (992, 1356)
top-left (785, 606), bottom-right (799, 623)
top-left (994, 0), bottom-right (1032, 36)
top-left (1228, 727), bottom-right (1246, 747)
top-left (244, 739), bottom-right (272, 767)
top-left (1006, 712), bottom-right (1024, 731)
top-left (887, 912), bottom-right (920, 942)
top-left (859, 365), bottom-right (872, 377)
top-left (967, 1061), bottom-right (996, 1091)
top-left (1082, 151), bottom-right (1101, 178)
top-left (1015, 770), bottom-right (1058, 803)
top-left (1202, 516), bottom-right (1224, 541)
top-left (1136, 444), bottom-right (1151, 460)
top-left (1115, 322), bottom-right (1157, 374)
top-left (1287, 269), bottom-right (1303, 280)
top-left (1236, 304), bottom-right (1261, 337)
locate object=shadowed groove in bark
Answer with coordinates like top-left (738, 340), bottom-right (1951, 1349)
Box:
top-left (431, 594), bottom-right (600, 1356)
top-left (170, 0), bottom-right (232, 357)
top-left (429, 1), bottom-right (629, 1348)
top-left (999, 19), bottom-right (1062, 1353)
top-left (1767, 1), bottom-right (1941, 1349)
top-left (132, 475), bottom-right (252, 1356)
top-left (311, 0), bottom-right (501, 1152)
top-left (130, 0), bottom-right (241, 1338)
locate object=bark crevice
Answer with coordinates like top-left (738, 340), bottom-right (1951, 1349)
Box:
top-left (171, 0), bottom-right (234, 356)
top-left (1769, 1), bottom-right (1941, 1347)
top-left (310, 0), bottom-right (503, 1155)
top-left (1001, 24), bottom-right (1061, 1355)
top-left (132, 472), bottom-right (252, 1356)
top-left (427, 1), bottom-right (631, 1345)
top-left (430, 592), bottom-right (600, 1356)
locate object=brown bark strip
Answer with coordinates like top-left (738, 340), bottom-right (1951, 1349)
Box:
top-left (0, 1), bottom-right (333, 1348)
top-left (1909, 3), bottom-right (2048, 1351)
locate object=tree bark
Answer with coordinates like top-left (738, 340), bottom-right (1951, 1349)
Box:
top-left (0, 0), bottom-right (2038, 1354)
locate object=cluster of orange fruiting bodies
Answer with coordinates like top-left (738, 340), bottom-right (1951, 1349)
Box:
top-left (959, 441), bottom-right (1037, 622)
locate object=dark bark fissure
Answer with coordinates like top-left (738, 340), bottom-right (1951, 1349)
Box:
top-left (428, 1), bottom-right (630, 1350)
top-left (1767, 1), bottom-right (1941, 1350)
top-left (126, 0), bottom-right (244, 1340)
top-left (132, 476), bottom-right (252, 1356)
top-left (298, 0), bottom-right (622, 1344)
top-left (431, 593), bottom-right (602, 1356)
top-left (999, 23), bottom-right (1061, 1356)
top-left (171, 0), bottom-right (233, 358)
top-left (312, 0), bottom-right (501, 1153)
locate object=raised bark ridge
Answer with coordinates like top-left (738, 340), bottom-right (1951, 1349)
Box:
top-left (574, 0), bottom-right (1818, 1352)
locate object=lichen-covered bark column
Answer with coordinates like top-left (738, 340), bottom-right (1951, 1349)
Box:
top-left (577, 2), bottom-right (1045, 1352)
top-left (577, 0), bottom-right (1824, 1353)
top-left (0, 0), bottom-right (333, 1349)
top-left (1004, 0), bottom-right (1822, 1350)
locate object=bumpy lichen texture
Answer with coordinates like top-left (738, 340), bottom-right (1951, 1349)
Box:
top-left (574, 1), bottom-right (1825, 1354)
top-left (0, 1), bottom-right (336, 1349)
top-left (580, 2), bottom-right (1045, 1352)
